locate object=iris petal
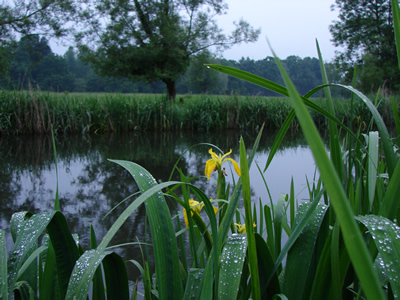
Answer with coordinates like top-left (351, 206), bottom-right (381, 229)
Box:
top-left (205, 159), bottom-right (217, 180)
top-left (221, 148), bottom-right (232, 160)
top-left (225, 158), bottom-right (241, 177)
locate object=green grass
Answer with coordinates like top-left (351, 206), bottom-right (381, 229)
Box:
top-left (0, 89), bottom-right (398, 135)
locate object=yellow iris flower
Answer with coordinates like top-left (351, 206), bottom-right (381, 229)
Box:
top-left (234, 222), bottom-right (256, 234)
top-left (204, 148), bottom-right (241, 180)
top-left (184, 198), bottom-right (218, 227)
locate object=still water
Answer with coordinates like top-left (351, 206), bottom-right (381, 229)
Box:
top-left (0, 129), bottom-right (318, 282)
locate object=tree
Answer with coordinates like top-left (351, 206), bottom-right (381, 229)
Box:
top-left (0, 0), bottom-right (79, 78)
top-left (330, 0), bottom-right (399, 92)
top-left (76, 0), bottom-right (260, 100)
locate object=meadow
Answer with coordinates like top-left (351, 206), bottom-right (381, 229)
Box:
top-left (0, 89), bottom-right (398, 135)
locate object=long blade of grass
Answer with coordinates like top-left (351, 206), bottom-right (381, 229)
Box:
top-left (264, 109), bottom-right (296, 172)
top-left (272, 50), bottom-right (384, 300)
top-left (368, 131), bottom-right (379, 211)
top-left (51, 125), bottom-right (60, 211)
top-left (90, 225), bottom-right (105, 300)
top-left (240, 137), bottom-right (260, 300)
top-left (206, 65), bottom-right (288, 96)
top-left (379, 159), bottom-right (400, 220)
top-left (391, 0), bottom-right (400, 71)
top-left (316, 40), bottom-right (344, 179)
top-left (390, 97), bottom-right (400, 146)
top-left (217, 124), bottom-right (264, 248)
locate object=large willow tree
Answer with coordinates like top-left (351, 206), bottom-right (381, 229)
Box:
top-left (76, 0), bottom-right (260, 99)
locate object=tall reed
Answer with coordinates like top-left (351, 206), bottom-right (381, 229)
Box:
top-left (1, 89), bottom-right (398, 135)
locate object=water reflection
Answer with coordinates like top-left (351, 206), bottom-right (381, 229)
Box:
top-left (0, 129), bottom-right (318, 281)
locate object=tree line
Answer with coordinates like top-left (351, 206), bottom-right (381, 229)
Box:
top-left (0, 35), bottom-right (336, 96)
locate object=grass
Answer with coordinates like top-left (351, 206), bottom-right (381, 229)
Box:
top-left (0, 90), bottom-right (398, 135)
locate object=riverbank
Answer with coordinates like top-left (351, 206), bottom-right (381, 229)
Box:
top-left (0, 90), bottom-right (398, 135)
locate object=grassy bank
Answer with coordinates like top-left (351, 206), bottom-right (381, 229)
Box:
top-left (0, 90), bottom-right (398, 135)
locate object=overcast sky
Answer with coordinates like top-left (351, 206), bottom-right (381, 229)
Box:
top-left (51, 0), bottom-right (341, 62)
top-left (216, 0), bottom-right (340, 61)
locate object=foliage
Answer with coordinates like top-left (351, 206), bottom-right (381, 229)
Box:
top-left (1, 89), bottom-right (398, 135)
top-left (75, 0), bottom-right (260, 99)
top-left (330, 0), bottom-right (400, 92)
top-left (0, 0), bottom-right (80, 76)
top-left (2, 2), bottom-right (400, 299)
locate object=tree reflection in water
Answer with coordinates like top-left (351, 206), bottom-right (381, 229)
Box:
top-left (0, 129), bottom-right (316, 281)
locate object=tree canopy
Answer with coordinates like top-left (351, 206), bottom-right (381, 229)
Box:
top-left (0, 0), bottom-right (79, 77)
top-left (330, 0), bottom-right (399, 92)
top-left (76, 0), bottom-right (261, 99)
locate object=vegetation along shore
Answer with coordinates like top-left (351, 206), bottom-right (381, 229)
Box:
top-left (0, 90), bottom-right (398, 135)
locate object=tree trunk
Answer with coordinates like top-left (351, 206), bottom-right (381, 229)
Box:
top-left (163, 78), bottom-right (176, 101)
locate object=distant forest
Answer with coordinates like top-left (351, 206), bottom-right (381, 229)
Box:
top-left (0, 35), bottom-right (345, 97)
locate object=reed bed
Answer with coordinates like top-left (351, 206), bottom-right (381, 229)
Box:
top-left (0, 90), bottom-right (398, 135)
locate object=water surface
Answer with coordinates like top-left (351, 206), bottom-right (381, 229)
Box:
top-left (0, 129), bottom-right (318, 281)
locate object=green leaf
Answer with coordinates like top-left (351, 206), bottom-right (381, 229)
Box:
top-left (46, 211), bottom-right (80, 299)
top-left (218, 234), bottom-right (247, 299)
top-left (8, 212), bottom-right (56, 298)
top-left (102, 252), bottom-right (129, 300)
top-left (255, 233), bottom-right (280, 297)
top-left (379, 159), bottom-right (400, 221)
top-left (90, 225), bottom-right (105, 300)
top-left (368, 131), bottom-right (379, 211)
top-left (110, 160), bottom-right (183, 299)
top-left (16, 246), bottom-right (47, 282)
top-left (65, 179), bottom-right (182, 299)
top-left (240, 137), bottom-right (260, 300)
top-left (10, 212), bottom-right (32, 243)
top-left (356, 215), bottom-right (400, 298)
top-left (264, 109), bottom-right (296, 172)
top-left (206, 65), bottom-right (288, 96)
top-left (0, 230), bottom-right (7, 300)
top-left (282, 202), bottom-right (328, 299)
top-left (316, 40), bottom-right (344, 179)
top-left (183, 268), bottom-right (204, 300)
top-left (13, 281), bottom-right (34, 300)
top-left (39, 240), bottom-right (57, 300)
top-left (391, 0), bottom-right (400, 71)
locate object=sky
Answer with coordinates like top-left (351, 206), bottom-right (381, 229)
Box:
top-left (51, 0), bottom-right (341, 62)
top-left (215, 0), bottom-right (341, 61)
